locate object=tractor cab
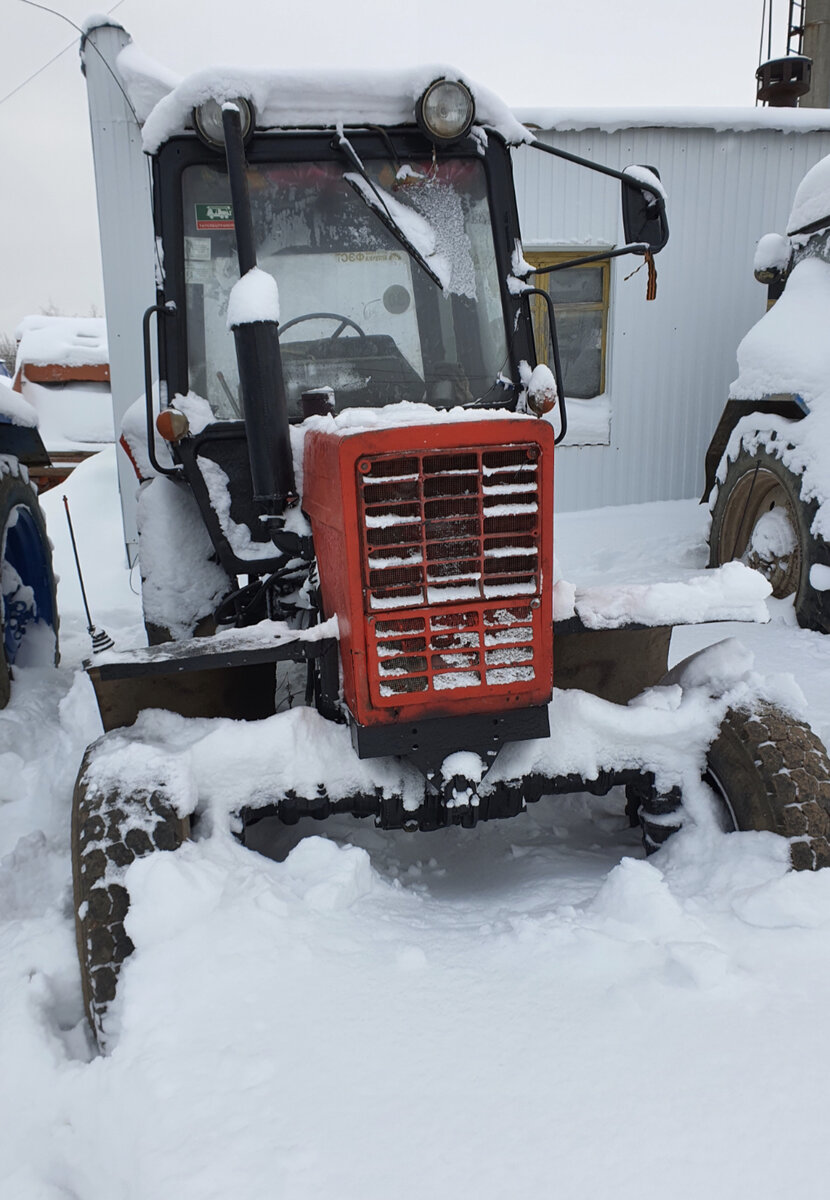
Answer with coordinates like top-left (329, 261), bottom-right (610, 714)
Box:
top-left (136, 69), bottom-right (668, 580)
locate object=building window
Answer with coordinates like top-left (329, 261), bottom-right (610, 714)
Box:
top-left (526, 250), bottom-right (610, 399)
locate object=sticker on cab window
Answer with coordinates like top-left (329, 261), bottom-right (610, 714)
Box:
top-left (196, 204), bottom-right (234, 230)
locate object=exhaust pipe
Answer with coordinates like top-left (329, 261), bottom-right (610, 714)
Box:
top-left (221, 103), bottom-right (296, 514)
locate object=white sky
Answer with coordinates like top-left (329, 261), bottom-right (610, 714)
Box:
top-left (1, 0), bottom-right (788, 336)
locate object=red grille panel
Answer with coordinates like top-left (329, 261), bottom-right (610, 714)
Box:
top-left (302, 419), bottom-right (554, 725)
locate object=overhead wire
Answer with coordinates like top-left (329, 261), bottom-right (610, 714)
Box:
top-left (6, 0), bottom-right (165, 302)
top-left (0, 0), bottom-right (128, 109)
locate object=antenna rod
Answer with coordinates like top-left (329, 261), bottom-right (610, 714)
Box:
top-left (62, 495), bottom-right (114, 653)
top-left (63, 494), bottom-right (94, 633)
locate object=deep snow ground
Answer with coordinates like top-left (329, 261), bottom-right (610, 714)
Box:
top-left (3, 451), bottom-right (830, 1199)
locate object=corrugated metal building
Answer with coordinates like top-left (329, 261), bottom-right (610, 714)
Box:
top-left (511, 107), bottom-right (830, 511)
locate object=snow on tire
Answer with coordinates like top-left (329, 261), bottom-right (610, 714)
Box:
top-left (71, 746), bottom-right (189, 1045)
top-left (708, 444), bottom-right (830, 633)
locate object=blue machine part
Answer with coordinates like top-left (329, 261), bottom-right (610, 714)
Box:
top-left (2, 504), bottom-right (55, 664)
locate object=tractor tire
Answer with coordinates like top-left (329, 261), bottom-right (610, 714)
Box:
top-left (704, 703), bottom-right (830, 870)
top-left (708, 445), bottom-right (830, 633)
top-left (636, 703), bottom-right (830, 868)
top-left (72, 747), bottom-right (189, 1044)
top-left (0, 471), bottom-right (58, 707)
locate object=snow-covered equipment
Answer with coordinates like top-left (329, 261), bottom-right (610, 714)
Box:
top-left (704, 149), bottom-right (830, 633)
top-left (0, 380), bottom-right (58, 705)
top-left (12, 315), bottom-right (113, 490)
top-left (74, 21), bottom-right (830, 1046)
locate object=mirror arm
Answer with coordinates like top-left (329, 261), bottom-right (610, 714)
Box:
top-left (530, 137), bottom-right (664, 204)
top-left (523, 288), bottom-right (568, 444)
top-left (527, 243), bottom-right (648, 275)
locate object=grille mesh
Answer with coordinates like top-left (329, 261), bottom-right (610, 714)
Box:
top-left (359, 445), bottom-right (543, 703)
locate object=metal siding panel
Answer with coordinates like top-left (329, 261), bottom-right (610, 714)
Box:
top-left (84, 24), bottom-right (159, 563)
top-left (512, 126), bottom-right (830, 511)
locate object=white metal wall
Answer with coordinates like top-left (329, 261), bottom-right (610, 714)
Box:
top-left (512, 126), bottom-right (830, 512)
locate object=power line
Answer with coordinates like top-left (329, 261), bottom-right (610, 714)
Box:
top-left (0, 0), bottom-right (127, 109)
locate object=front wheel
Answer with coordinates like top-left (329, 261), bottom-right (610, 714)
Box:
top-left (637, 703), bottom-right (830, 868)
top-left (705, 703), bottom-right (830, 870)
top-left (71, 745), bottom-right (189, 1045)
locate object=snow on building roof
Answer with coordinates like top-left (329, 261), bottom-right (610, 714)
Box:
top-left (112, 40), bottom-right (531, 153)
top-left (515, 105), bottom-right (830, 135)
top-left (15, 315), bottom-right (108, 372)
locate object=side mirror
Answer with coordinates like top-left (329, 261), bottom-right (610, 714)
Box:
top-left (622, 165), bottom-right (669, 254)
top-left (753, 232), bottom-right (791, 286)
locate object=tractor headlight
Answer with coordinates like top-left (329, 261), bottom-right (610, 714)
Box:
top-left (416, 79), bottom-right (475, 144)
top-left (193, 97), bottom-right (254, 148)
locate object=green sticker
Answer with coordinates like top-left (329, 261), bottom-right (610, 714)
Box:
top-left (195, 203), bottom-right (234, 230)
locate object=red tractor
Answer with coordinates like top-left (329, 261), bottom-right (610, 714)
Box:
top-left (74, 22), bottom-right (830, 1046)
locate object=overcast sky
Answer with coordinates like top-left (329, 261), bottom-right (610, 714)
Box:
top-left (1, 0), bottom-right (788, 336)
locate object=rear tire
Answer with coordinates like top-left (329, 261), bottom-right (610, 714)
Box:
top-left (71, 746), bottom-right (189, 1044)
top-left (0, 471), bottom-right (58, 707)
top-left (708, 445), bottom-right (830, 633)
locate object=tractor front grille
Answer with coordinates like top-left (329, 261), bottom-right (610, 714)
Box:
top-left (358, 445), bottom-right (544, 706)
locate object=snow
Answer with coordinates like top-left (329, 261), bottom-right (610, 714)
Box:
top-left (754, 231), bottom-right (790, 275)
top-left (622, 163), bottom-right (667, 202)
top-left (132, 57), bottom-right (531, 153)
top-left (18, 379), bottom-right (112, 452)
top-left (197, 454), bottom-right (282, 561)
top-left (726, 256), bottom-right (830, 540)
top-left (226, 267), bottom-right (280, 328)
top-left (525, 362), bottom-right (558, 411)
top-left (14, 315), bottom-right (108, 372)
top-left (572, 561), bottom-right (771, 629)
top-left (112, 39), bottom-right (183, 123)
top-left (5, 453), bottom-right (830, 1199)
top-left (720, 150), bottom-right (830, 544)
top-left (517, 104), bottom-right (830, 134)
top-left (787, 151), bottom-right (830, 235)
top-left (135, 475), bottom-right (233, 640)
top-left (298, 399), bottom-right (537, 442)
top-left (0, 375), bottom-right (38, 429)
top-left (810, 563), bottom-right (830, 591)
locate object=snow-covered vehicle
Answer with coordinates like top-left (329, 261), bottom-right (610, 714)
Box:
top-left (0, 375), bottom-right (58, 705)
top-left (74, 21), bottom-right (830, 1045)
top-left (705, 153), bottom-right (830, 633)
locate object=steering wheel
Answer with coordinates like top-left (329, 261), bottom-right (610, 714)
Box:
top-left (280, 312), bottom-right (366, 339)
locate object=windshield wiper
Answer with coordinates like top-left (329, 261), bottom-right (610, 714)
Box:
top-left (333, 132), bottom-right (447, 291)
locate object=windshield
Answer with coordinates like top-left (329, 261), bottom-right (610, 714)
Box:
top-left (181, 156), bottom-right (509, 419)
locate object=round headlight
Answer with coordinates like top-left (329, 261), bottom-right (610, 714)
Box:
top-left (417, 79), bottom-right (475, 144)
top-left (193, 97), bottom-right (254, 148)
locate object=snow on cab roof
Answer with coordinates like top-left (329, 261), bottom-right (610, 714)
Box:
top-left (112, 40), bottom-right (532, 153)
top-left (14, 315), bottom-right (108, 371)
